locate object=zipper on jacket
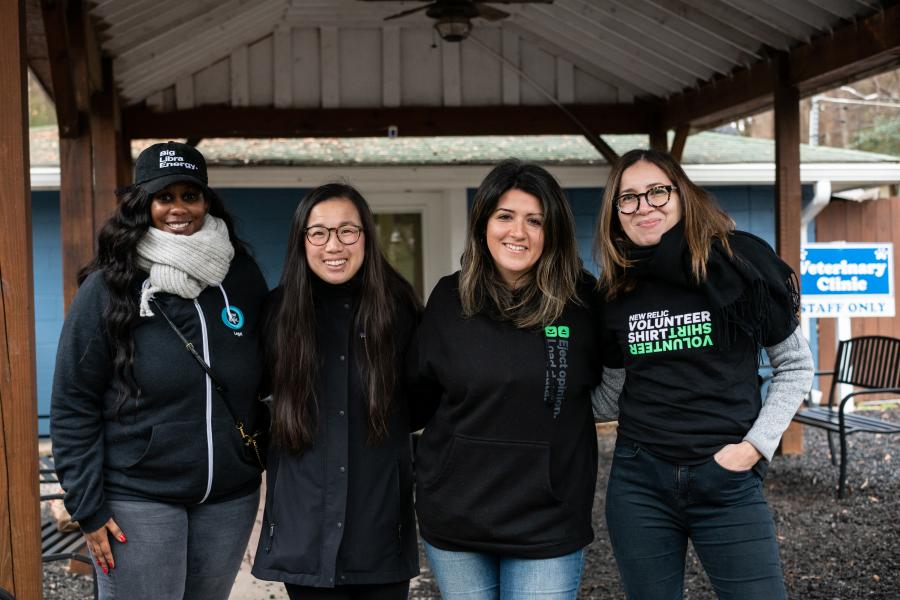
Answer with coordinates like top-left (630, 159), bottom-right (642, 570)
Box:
top-left (265, 522), bottom-right (276, 553)
top-left (263, 457), bottom-right (279, 553)
top-left (193, 300), bottom-right (214, 504)
top-left (396, 458), bottom-right (403, 554)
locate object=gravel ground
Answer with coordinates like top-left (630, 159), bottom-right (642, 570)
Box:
top-left (45, 406), bottom-right (899, 599)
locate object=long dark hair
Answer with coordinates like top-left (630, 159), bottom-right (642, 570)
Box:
top-left (595, 149), bottom-right (734, 299)
top-left (79, 184), bottom-right (244, 411)
top-left (459, 159), bottom-right (582, 329)
top-left (271, 183), bottom-right (420, 452)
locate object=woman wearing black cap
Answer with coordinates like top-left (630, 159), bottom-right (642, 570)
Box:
top-left (51, 141), bottom-right (269, 599)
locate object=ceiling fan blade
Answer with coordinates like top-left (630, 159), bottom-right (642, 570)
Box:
top-left (383, 3), bottom-right (434, 21)
top-left (474, 3), bottom-right (511, 20)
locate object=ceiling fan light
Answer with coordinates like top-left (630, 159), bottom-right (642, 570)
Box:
top-left (434, 15), bottom-right (471, 42)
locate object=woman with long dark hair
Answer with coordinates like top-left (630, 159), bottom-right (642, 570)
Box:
top-left (51, 142), bottom-right (268, 599)
top-left (593, 149), bottom-right (813, 599)
top-left (251, 183), bottom-right (422, 600)
top-left (411, 159), bottom-right (602, 598)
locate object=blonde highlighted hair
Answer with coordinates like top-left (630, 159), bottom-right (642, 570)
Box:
top-left (460, 159), bottom-right (583, 329)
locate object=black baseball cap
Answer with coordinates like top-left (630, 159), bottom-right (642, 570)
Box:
top-left (133, 141), bottom-right (211, 195)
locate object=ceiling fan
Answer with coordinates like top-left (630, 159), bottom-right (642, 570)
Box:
top-left (361, 0), bottom-right (553, 42)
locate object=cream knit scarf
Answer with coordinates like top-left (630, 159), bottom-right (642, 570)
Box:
top-left (136, 214), bottom-right (235, 317)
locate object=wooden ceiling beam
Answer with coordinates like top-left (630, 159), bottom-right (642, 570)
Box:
top-left (663, 1), bottom-right (900, 129)
top-left (122, 104), bottom-right (656, 139)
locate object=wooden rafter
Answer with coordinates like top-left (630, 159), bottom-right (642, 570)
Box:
top-left (669, 123), bottom-right (690, 162)
top-left (40, 0), bottom-right (80, 136)
top-left (663, 1), bottom-right (900, 129)
top-left (122, 104), bottom-right (656, 139)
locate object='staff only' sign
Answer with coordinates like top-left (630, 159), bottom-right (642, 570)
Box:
top-left (800, 243), bottom-right (895, 318)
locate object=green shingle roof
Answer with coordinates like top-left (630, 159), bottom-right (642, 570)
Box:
top-left (28, 127), bottom-right (899, 168)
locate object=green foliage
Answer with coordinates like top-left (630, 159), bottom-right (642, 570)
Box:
top-left (852, 113), bottom-right (900, 157)
top-left (28, 72), bottom-right (56, 127)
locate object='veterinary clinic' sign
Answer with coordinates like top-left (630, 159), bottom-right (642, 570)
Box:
top-left (800, 243), bottom-right (895, 318)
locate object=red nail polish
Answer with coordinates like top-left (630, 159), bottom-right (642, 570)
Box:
top-left (119, 534), bottom-right (127, 542)
top-left (102, 566), bottom-right (108, 574)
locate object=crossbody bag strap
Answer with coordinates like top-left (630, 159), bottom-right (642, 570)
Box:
top-left (151, 297), bottom-right (266, 469)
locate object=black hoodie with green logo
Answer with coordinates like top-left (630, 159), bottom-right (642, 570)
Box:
top-left (411, 272), bottom-right (602, 559)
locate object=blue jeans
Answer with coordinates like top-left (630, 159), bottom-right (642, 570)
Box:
top-left (90, 489), bottom-right (259, 600)
top-left (605, 443), bottom-right (786, 600)
top-left (423, 540), bottom-right (584, 600)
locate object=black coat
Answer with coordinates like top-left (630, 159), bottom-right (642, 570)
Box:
top-left (252, 276), bottom-right (420, 587)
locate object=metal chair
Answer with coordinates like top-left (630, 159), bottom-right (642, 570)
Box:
top-left (793, 336), bottom-right (900, 498)
top-left (38, 416), bottom-right (98, 598)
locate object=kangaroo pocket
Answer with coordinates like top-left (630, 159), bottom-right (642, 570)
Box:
top-left (418, 434), bottom-right (571, 546)
top-left (119, 420), bottom-right (208, 499)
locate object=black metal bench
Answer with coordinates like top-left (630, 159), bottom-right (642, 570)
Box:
top-left (792, 335), bottom-right (900, 498)
top-left (38, 417), bottom-right (98, 599)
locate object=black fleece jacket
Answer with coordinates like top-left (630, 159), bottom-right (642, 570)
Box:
top-left (411, 272), bottom-right (602, 558)
top-left (51, 253), bottom-right (268, 532)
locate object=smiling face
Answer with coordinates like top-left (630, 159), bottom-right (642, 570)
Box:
top-left (616, 160), bottom-right (682, 246)
top-left (304, 197), bottom-right (365, 285)
top-left (486, 188), bottom-right (545, 288)
top-left (149, 182), bottom-right (209, 235)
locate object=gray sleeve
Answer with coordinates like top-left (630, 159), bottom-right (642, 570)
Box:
top-left (591, 367), bottom-right (625, 422)
top-left (743, 325), bottom-right (814, 461)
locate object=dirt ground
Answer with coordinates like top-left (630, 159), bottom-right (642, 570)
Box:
top-left (46, 407), bottom-right (899, 599)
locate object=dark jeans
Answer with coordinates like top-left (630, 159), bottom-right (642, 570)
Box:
top-left (605, 443), bottom-right (786, 600)
top-left (285, 581), bottom-right (409, 600)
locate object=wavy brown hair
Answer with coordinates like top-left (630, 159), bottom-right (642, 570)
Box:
top-left (595, 149), bottom-right (735, 300)
top-left (271, 183), bottom-right (421, 452)
top-left (459, 159), bottom-right (582, 329)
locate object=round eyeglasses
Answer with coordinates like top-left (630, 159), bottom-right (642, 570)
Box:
top-left (616, 185), bottom-right (677, 214)
top-left (304, 225), bottom-right (364, 246)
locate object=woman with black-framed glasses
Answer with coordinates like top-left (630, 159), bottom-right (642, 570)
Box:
top-left (251, 183), bottom-right (423, 600)
top-left (592, 149), bottom-right (813, 599)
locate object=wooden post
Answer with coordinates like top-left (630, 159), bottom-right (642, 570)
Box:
top-left (0, 0), bottom-right (42, 597)
top-left (774, 53), bottom-right (804, 455)
top-left (49, 0), bottom-right (97, 308)
top-left (91, 57), bottom-right (126, 236)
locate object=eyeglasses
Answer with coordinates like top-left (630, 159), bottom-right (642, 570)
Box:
top-left (304, 225), bottom-right (364, 246)
top-left (616, 185), bottom-right (677, 214)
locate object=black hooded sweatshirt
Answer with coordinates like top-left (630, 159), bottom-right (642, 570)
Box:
top-left (51, 253), bottom-right (267, 532)
top-left (411, 272), bottom-right (602, 559)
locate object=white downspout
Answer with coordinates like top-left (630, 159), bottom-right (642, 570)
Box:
top-left (800, 179), bottom-right (832, 406)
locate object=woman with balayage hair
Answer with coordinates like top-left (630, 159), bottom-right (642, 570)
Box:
top-left (411, 159), bottom-right (603, 599)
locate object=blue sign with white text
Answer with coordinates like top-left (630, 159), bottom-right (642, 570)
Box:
top-left (800, 243), bottom-right (894, 318)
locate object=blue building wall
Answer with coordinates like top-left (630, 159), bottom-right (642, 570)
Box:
top-left (32, 184), bottom-right (798, 427)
